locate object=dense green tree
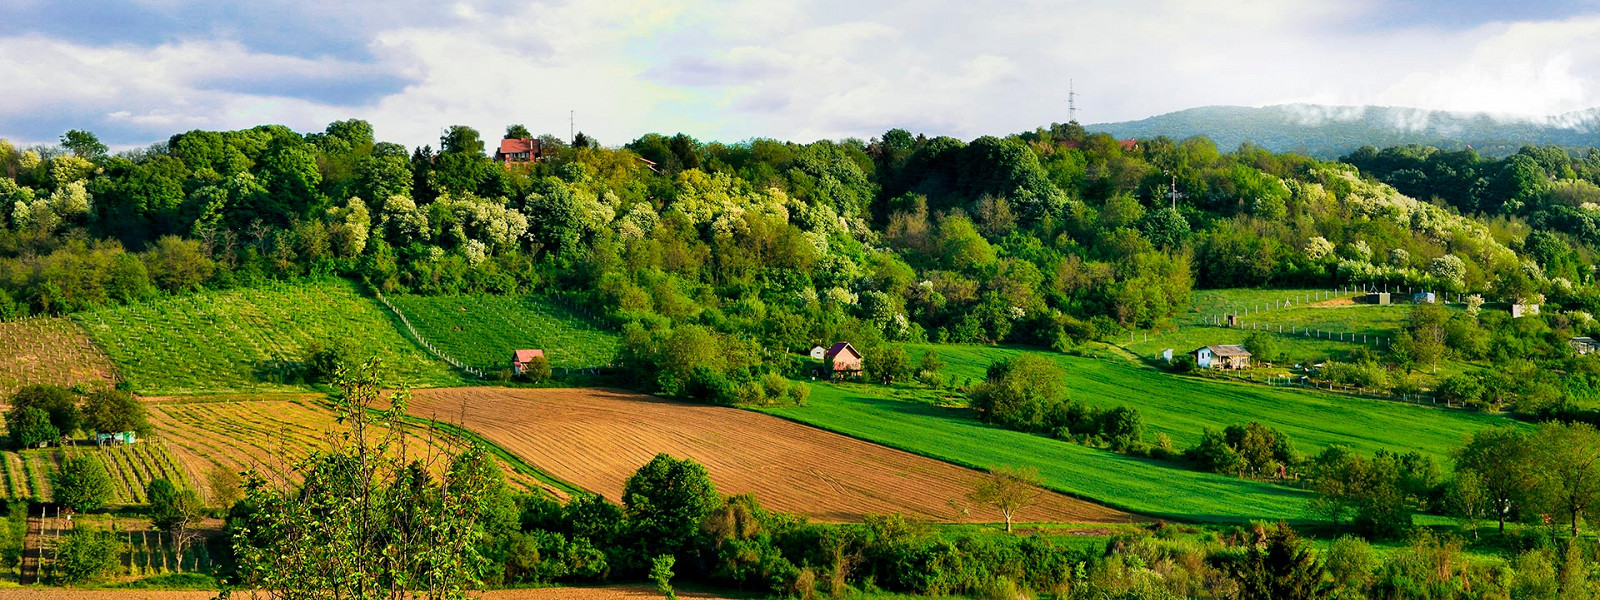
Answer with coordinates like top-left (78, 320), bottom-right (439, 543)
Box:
top-left (50, 529), bottom-right (121, 584)
top-left (622, 453), bottom-right (719, 562)
top-left (81, 388), bottom-right (150, 436)
top-left (1455, 426), bottom-right (1538, 533)
top-left (60, 130), bottom-right (107, 160)
top-left (7, 385), bottom-right (81, 438)
top-left (1532, 421), bottom-right (1600, 537)
top-left (5, 407), bottom-right (57, 449)
top-left (52, 454), bottom-right (115, 512)
top-left (968, 355), bottom-right (1068, 431)
top-left (1217, 522), bottom-right (1329, 600)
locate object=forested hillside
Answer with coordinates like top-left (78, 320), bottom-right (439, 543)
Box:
top-left (2, 121), bottom-right (1599, 403)
top-left (1092, 103), bottom-right (1600, 158)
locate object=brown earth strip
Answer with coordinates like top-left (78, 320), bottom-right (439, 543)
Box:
top-left (410, 387), bottom-right (1138, 525)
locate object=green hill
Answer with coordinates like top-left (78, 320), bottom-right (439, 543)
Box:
top-left (389, 294), bottom-right (619, 372)
top-left (73, 279), bottom-right (459, 394)
top-left (1090, 103), bottom-right (1600, 158)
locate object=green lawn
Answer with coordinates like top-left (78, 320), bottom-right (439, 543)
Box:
top-left (763, 343), bottom-right (1521, 522)
top-left (909, 344), bottom-right (1516, 461)
top-left (390, 294), bottom-right (618, 371)
top-left (761, 383), bottom-right (1315, 523)
top-left (73, 279), bottom-right (460, 394)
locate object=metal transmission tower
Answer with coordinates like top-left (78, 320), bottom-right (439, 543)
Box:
top-left (1068, 79), bottom-right (1079, 124)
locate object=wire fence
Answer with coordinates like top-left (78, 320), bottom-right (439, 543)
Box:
top-left (371, 287), bottom-right (485, 379)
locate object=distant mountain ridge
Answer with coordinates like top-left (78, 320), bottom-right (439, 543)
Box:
top-left (1087, 104), bottom-right (1600, 158)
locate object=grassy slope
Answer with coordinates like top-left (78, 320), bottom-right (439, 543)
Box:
top-left (766, 343), bottom-right (1519, 522)
top-left (913, 344), bottom-right (1514, 461)
top-left (762, 383), bottom-right (1313, 522)
top-left (390, 294), bottom-right (619, 371)
top-left (73, 279), bottom-right (459, 394)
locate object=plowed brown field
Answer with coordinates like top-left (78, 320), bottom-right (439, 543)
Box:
top-left (410, 387), bottom-right (1137, 524)
top-left (149, 398), bottom-right (546, 501)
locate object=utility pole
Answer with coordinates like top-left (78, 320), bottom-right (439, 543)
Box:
top-left (1068, 79), bottom-right (1078, 124)
top-left (1164, 172), bottom-right (1183, 209)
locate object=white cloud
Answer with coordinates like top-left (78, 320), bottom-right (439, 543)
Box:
top-left (2, 0), bottom-right (1600, 149)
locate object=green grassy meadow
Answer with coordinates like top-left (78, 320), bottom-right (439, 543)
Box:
top-left (762, 383), bottom-right (1314, 522)
top-left (909, 344), bottom-right (1514, 461)
top-left (390, 294), bottom-right (619, 371)
top-left (73, 279), bottom-right (459, 394)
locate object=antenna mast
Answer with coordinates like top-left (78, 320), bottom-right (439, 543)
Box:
top-left (1165, 173), bottom-right (1184, 209)
top-left (1068, 79), bottom-right (1078, 123)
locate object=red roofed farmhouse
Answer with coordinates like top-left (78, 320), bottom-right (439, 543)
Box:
top-left (511, 349), bottom-right (545, 375)
top-left (496, 138), bottom-right (543, 165)
top-left (824, 342), bottom-right (863, 378)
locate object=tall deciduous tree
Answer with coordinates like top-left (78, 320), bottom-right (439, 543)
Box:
top-left (623, 453), bottom-right (719, 562)
top-left (231, 358), bottom-right (496, 598)
top-left (81, 388), bottom-right (150, 437)
top-left (966, 465), bottom-right (1041, 533)
top-left (1533, 421), bottom-right (1600, 537)
top-left (1455, 426), bottom-right (1537, 533)
top-left (53, 455), bottom-right (115, 512)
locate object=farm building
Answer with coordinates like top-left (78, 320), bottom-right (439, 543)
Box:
top-left (1512, 303), bottom-right (1541, 318)
top-left (1191, 345), bottom-right (1252, 370)
top-left (511, 349), bottom-right (546, 375)
top-left (1413, 292), bottom-right (1435, 304)
top-left (495, 138), bottom-right (544, 165)
top-left (96, 431), bottom-right (136, 445)
top-left (1573, 337), bottom-right (1600, 355)
top-left (824, 342), bottom-right (863, 378)
top-left (809, 346), bottom-right (827, 360)
top-left (1362, 292), bottom-right (1391, 305)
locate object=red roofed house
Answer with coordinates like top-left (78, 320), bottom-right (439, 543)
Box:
top-left (511, 349), bottom-right (545, 375)
top-left (1118, 139), bottom-right (1139, 152)
top-left (824, 342), bottom-right (863, 379)
top-left (496, 138), bottom-right (543, 165)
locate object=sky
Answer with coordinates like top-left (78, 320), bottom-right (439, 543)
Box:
top-left (3, 0), bottom-right (1600, 150)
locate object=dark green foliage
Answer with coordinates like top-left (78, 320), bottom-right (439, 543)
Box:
top-left (304, 338), bottom-right (358, 383)
top-left (1188, 422), bottom-right (1298, 478)
top-left (52, 454), bottom-right (115, 512)
top-left (622, 453), bottom-right (720, 562)
top-left (7, 384), bottom-right (81, 438)
top-left (968, 355), bottom-right (1068, 431)
top-left (50, 528), bottom-right (122, 584)
top-left (6, 406), bottom-right (58, 449)
top-left (1216, 522), bottom-right (1329, 600)
top-left (81, 388), bottom-right (150, 436)
top-left (1307, 446), bottom-right (1415, 538)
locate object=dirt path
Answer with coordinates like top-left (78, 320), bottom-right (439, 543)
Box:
top-left (410, 387), bottom-right (1138, 524)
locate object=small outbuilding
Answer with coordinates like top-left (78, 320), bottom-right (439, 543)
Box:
top-left (96, 431), bottom-right (136, 445)
top-left (1512, 303), bottom-right (1541, 318)
top-left (1412, 292), bottom-right (1436, 304)
top-left (1191, 345), bottom-right (1253, 370)
top-left (809, 346), bottom-right (827, 361)
top-left (1572, 337), bottom-right (1600, 355)
top-left (1362, 292), bottom-right (1391, 305)
top-left (824, 342), bottom-right (863, 378)
top-left (511, 349), bottom-right (546, 375)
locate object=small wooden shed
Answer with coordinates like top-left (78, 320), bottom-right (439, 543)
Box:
top-left (1512, 303), bottom-right (1541, 318)
top-left (824, 342), bottom-right (863, 378)
top-left (809, 346), bottom-right (827, 361)
top-left (1362, 292), bottom-right (1391, 305)
top-left (1191, 345), bottom-right (1252, 370)
top-left (511, 349), bottom-right (546, 375)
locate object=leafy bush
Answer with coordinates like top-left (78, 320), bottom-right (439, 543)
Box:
top-left (51, 529), bottom-right (123, 584)
top-left (52, 454), bottom-right (115, 511)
